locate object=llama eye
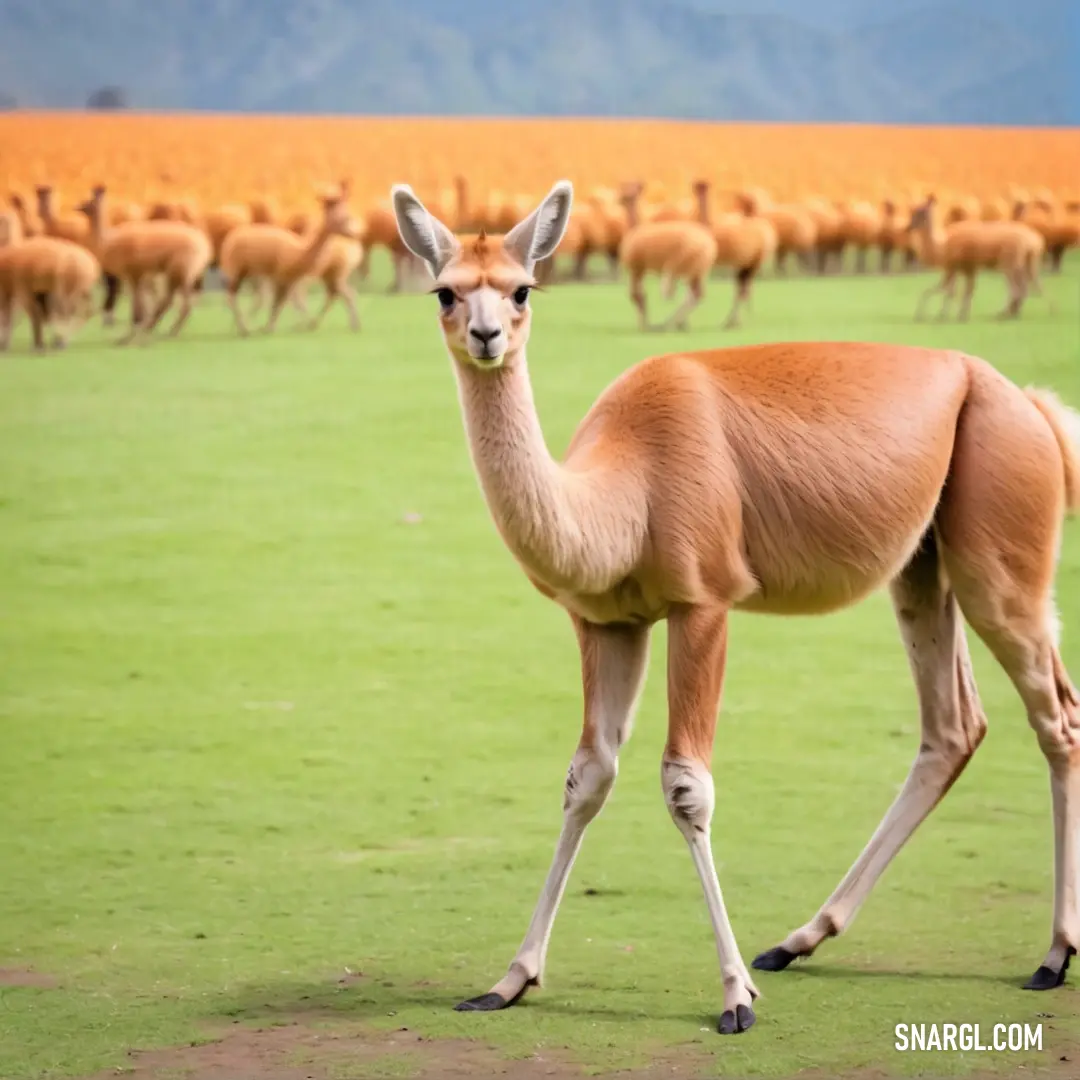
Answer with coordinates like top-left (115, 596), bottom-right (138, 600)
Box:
top-left (512, 286), bottom-right (531, 307)
top-left (436, 288), bottom-right (456, 310)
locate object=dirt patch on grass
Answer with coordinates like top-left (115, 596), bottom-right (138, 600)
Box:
top-left (0, 966), bottom-right (59, 988)
top-left (83, 1021), bottom-right (711, 1079)
top-left (77, 1018), bottom-right (1080, 1080)
top-left (793, 1052), bottom-right (1080, 1080)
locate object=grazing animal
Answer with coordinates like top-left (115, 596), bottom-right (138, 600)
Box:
top-left (837, 199), bottom-right (882, 273)
top-left (361, 201), bottom-right (422, 293)
top-left (0, 224), bottom-right (101, 351)
top-left (78, 186), bottom-right (212, 345)
top-left (389, 177), bottom-right (1080, 1035)
top-left (878, 198), bottom-right (913, 273)
top-left (218, 187), bottom-right (359, 335)
top-left (907, 195), bottom-right (1047, 322)
top-left (1021, 197), bottom-right (1080, 273)
top-left (617, 182), bottom-right (717, 331)
top-left (748, 192), bottom-right (816, 275)
top-left (697, 184), bottom-right (777, 329)
top-left (803, 197), bottom-right (845, 273)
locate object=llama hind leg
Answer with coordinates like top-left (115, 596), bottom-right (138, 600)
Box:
top-left (455, 618), bottom-right (650, 1011)
top-left (954, 271), bottom-right (976, 322)
top-left (662, 276), bottom-right (705, 332)
top-left (937, 375), bottom-right (1080, 987)
top-left (135, 284), bottom-right (178, 342)
top-left (628, 270), bottom-right (649, 331)
top-left (950, 574), bottom-right (1080, 988)
top-left (722, 268), bottom-right (753, 330)
top-left (753, 531), bottom-right (987, 973)
top-left (166, 285), bottom-right (197, 337)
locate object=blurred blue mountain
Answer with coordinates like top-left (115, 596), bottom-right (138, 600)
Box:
top-left (0, 0), bottom-right (1072, 124)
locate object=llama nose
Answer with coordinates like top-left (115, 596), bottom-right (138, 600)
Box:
top-left (470, 325), bottom-right (502, 345)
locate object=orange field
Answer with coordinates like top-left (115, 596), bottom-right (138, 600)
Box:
top-left (1, 111), bottom-right (1078, 215)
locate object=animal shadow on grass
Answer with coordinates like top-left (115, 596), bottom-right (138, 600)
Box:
top-left (211, 975), bottom-right (450, 1025)
top-left (208, 971), bottom-right (709, 1029)
top-left (765, 960), bottom-right (1022, 990)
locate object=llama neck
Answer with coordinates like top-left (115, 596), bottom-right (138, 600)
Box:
top-left (695, 189), bottom-right (709, 225)
top-left (910, 222), bottom-right (941, 265)
top-left (451, 348), bottom-right (638, 592)
top-left (85, 204), bottom-right (106, 247)
top-left (291, 226), bottom-right (334, 277)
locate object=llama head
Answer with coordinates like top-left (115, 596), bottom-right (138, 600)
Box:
top-left (391, 180), bottom-right (572, 370)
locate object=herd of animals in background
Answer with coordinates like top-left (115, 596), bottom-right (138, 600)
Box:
top-left (0, 174), bottom-right (1078, 352)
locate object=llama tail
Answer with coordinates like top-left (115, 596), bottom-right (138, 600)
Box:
top-left (1027, 386), bottom-right (1080, 514)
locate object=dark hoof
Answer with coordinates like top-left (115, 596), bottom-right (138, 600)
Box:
top-left (1024, 947), bottom-right (1075, 990)
top-left (454, 977), bottom-right (535, 1012)
top-left (751, 945), bottom-right (799, 972)
top-left (454, 992), bottom-right (510, 1012)
top-left (718, 1003), bottom-right (756, 1034)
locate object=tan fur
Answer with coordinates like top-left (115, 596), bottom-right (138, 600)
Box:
top-left (944, 194), bottom-right (981, 225)
top-left (1022, 197), bottom-right (1080, 272)
top-left (203, 204), bottom-right (251, 263)
top-left (616, 181), bottom-right (717, 331)
top-left (981, 195), bottom-right (1011, 222)
top-left (78, 186), bottom-right (211, 345)
top-left (803, 196), bottom-right (845, 272)
top-left (219, 187), bottom-right (359, 335)
top-left (0, 231), bottom-right (100, 351)
top-left (107, 200), bottom-right (145, 227)
top-left (248, 197), bottom-right (279, 226)
top-left (837, 199), bottom-right (883, 273)
top-left (392, 180), bottom-right (1080, 1033)
top-left (551, 200), bottom-right (615, 283)
top-left (878, 198), bottom-right (915, 272)
top-left (8, 193), bottom-right (38, 238)
top-left (754, 195), bottom-right (817, 274)
top-left (285, 209), bottom-right (312, 236)
top-left (298, 212), bottom-right (365, 334)
top-left (908, 195), bottom-right (1048, 321)
top-left (1026, 389), bottom-right (1080, 513)
top-left (696, 183), bottom-right (776, 329)
top-left (361, 202), bottom-right (419, 292)
top-left (0, 206), bottom-right (23, 247)
top-left (36, 185), bottom-right (92, 248)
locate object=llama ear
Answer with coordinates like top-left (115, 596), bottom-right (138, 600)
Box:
top-left (390, 184), bottom-right (459, 277)
top-left (503, 180), bottom-right (573, 272)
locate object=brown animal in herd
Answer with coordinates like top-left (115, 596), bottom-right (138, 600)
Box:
top-left (906, 194), bottom-right (1048, 321)
top-left (77, 185), bottom-right (212, 344)
top-left (0, 212), bottom-right (101, 351)
top-left (218, 184), bottom-right (361, 335)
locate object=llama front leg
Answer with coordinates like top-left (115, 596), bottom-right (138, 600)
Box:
top-left (663, 603), bottom-right (758, 1034)
top-left (455, 617), bottom-right (650, 1011)
top-left (752, 534), bottom-right (987, 974)
top-left (914, 272), bottom-right (948, 321)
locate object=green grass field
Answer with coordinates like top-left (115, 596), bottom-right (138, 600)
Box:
top-left (2, 257), bottom-right (1080, 1080)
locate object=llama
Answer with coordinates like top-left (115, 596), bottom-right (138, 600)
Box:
top-left (389, 178), bottom-right (1080, 1035)
top-left (217, 187), bottom-right (359, 336)
top-left (907, 195), bottom-right (1047, 322)
top-left (78, 186), bottom-right (212, 345)
top-left (0, 225), bottom-right (101, 351)
top-left (617, 182), bottom-right (717, 331)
